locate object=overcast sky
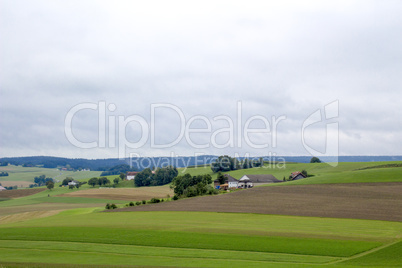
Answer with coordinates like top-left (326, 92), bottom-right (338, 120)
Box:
top-left (1, 0), bottom-right (401, 159)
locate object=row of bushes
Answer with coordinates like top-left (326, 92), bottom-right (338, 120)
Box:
top-left (105, 196), bottom-right (177, 210)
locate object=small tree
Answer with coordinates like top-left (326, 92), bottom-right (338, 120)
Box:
top-left (119, 173), bottom-right (125, 181)
top-left (217, 172), bottom-right (226, 184)
top-left (113, 178), bottom-right (120, 184)
top-left (88, 177), bottom-right (98, 187)
top-left (310, 157), bottom-right (321, 163)
top-left (46, 181), bottom-right (54, 190)
top-left (69, 184), bottom-right (75, 190)
top-left (301, 169), bottom-right (308, 177)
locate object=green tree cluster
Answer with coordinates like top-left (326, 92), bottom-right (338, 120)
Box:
top-left (88, 177), bottom-right (111, 187)
top-left (170, 173), bottom-right (216, 198)
top-left (33, 175), bottom-right (53, 186)
top-left (134, 166), bottom-right (178, 187)
top-left (310, 157), bottom-right (321, 163)
top-left (211, 156), bottom-right (263, 173)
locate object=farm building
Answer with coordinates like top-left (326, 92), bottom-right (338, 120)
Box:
top-left (126, 172), bottom-right (139, 180)
top-left (0, 186), bottom-right (6, 191)
top-left (238, 174), bottom-right (281, 188)
top-left (214, 174), bottom-right (238, 189)
top-left (68, 180), bottom-right (79, 186)
top-left (290, 171), bottom-right (306, 180)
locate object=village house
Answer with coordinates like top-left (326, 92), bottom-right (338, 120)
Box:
top-left (126, 172), bottom-right (139, 180)
top-left (68, 180), bottom-right (79, 186)
top-left (290, 171), bottom-right (306, 180)
top-left (238, 174), bottom-right (281, 188)
top-left (214, 174), bottom-right (238, 190)
top-left (0, 186), bottom-right (7, 191)
top-left (127, 170), bottom-right (155, 180)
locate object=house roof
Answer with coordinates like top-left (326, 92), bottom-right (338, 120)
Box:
top-left (240, 174), bottom-right (281, 183)
top-left (214, 174), bottom-right (238, 184)
top-left (0, 186), bottom-right (6, 190)
top-left (224, 174), bottom-right (238, 182)
top-left (291, 172), bottom-right (306, 178)
top-left (127, 172), bottom-right (139, 176)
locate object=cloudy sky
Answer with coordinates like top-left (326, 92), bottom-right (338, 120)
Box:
top-left (1, 0), bottom-right (401, 159)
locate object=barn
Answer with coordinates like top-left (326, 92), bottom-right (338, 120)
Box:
top-left (238, 174), bottom-right (281, 188)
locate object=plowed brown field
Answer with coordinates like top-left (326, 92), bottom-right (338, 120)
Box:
top-left (0, 188), bottom-right (45, 199)
top-left (117, 182), bottom-right (402, 221)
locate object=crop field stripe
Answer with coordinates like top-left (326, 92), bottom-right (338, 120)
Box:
top-left (0, 240), bottom-right (340, 264)
top-left (0, 227), bottom-right (381, 257)
top-left (334, 240), bottom-right (402, 266)
top-left (0, 247), bottom-right (323, 268)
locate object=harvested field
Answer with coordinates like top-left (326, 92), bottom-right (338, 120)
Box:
top-left (0, 210), bottom-right (61, 224)
top-left (118, 182), bottom-right (402, 222)
top-left (0, 188), bottom-right (45, 199)
top-left (0, 181), bottom-right (33, 188)
top-left (58, 185), bottom-right (174, 201)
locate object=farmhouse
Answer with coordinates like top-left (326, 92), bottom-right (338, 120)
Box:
top-left (238, 174), bottom-right (281, 188)
top-left (290, 171), bottom-right (306, 180)
top-left (68, 180), bottom-right (79, 186)
top-left (0, 186), bottom-right (6, 191)
top-left (214, 174), bottom-right (238, 189)
top-left (126, 172), bottom-right (139, 180)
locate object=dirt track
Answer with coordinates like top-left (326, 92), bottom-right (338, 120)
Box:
top-left (117, 182), bottom-right (402, 222)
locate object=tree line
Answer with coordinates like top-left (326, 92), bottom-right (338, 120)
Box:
top-left (134, 166), bottom-right (178, 187)
top-left (210, 155), bottom-right (263, 173)
top-left (0, 171), bottom-right (8, 177)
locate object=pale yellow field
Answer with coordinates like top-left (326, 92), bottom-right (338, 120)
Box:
top-left (58, 185), bottom-right (174, 201)
top-left (0, 180), bottom-right (32, 187)
top-left (0, 210), bottom-right (61, 224)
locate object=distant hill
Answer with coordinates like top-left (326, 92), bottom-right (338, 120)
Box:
top-left (0, 155), bottom-right (401, 171)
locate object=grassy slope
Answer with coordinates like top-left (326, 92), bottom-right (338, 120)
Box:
top-left (179, 161), bottom-right (402, 185)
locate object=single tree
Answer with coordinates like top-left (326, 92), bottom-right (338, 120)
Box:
top-left (310, 157), bottom-right (321, 163)
top-left (217, 172), bottom-right (226, 184)
top-left (113, 177), bottom-right (120, 184)
top-left (119, 173), bottom-right (125, 181)
top-left (46, 181), bottom-right (54, 190)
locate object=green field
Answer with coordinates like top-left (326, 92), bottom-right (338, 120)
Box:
top-left (0, 165), bottom-right (101, 184)
top-left (0, 162), bottom-right (401, 267)
top-left (0, 210), bottom-right (401, 267)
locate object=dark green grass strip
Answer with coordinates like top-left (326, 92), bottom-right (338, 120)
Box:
top-left (0, 227), bottom-right (380, 257)
top-left (340, 240), bottom-right (402, 266)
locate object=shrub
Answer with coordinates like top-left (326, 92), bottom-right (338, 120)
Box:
top-left (110, 203), bottom-right (117, 209)
top-left (172, 195), bottom-right (179, 200)
top-left (129, 201), bottom-right (135, 206)
top-left (136, 201), bottom-right (141, 206)
top-left (149, 198), bottom-right (160, 203)
top-left (105, 203), bottom-right (111, 209)
top-left (142, 200), bottom-right (146, 204)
